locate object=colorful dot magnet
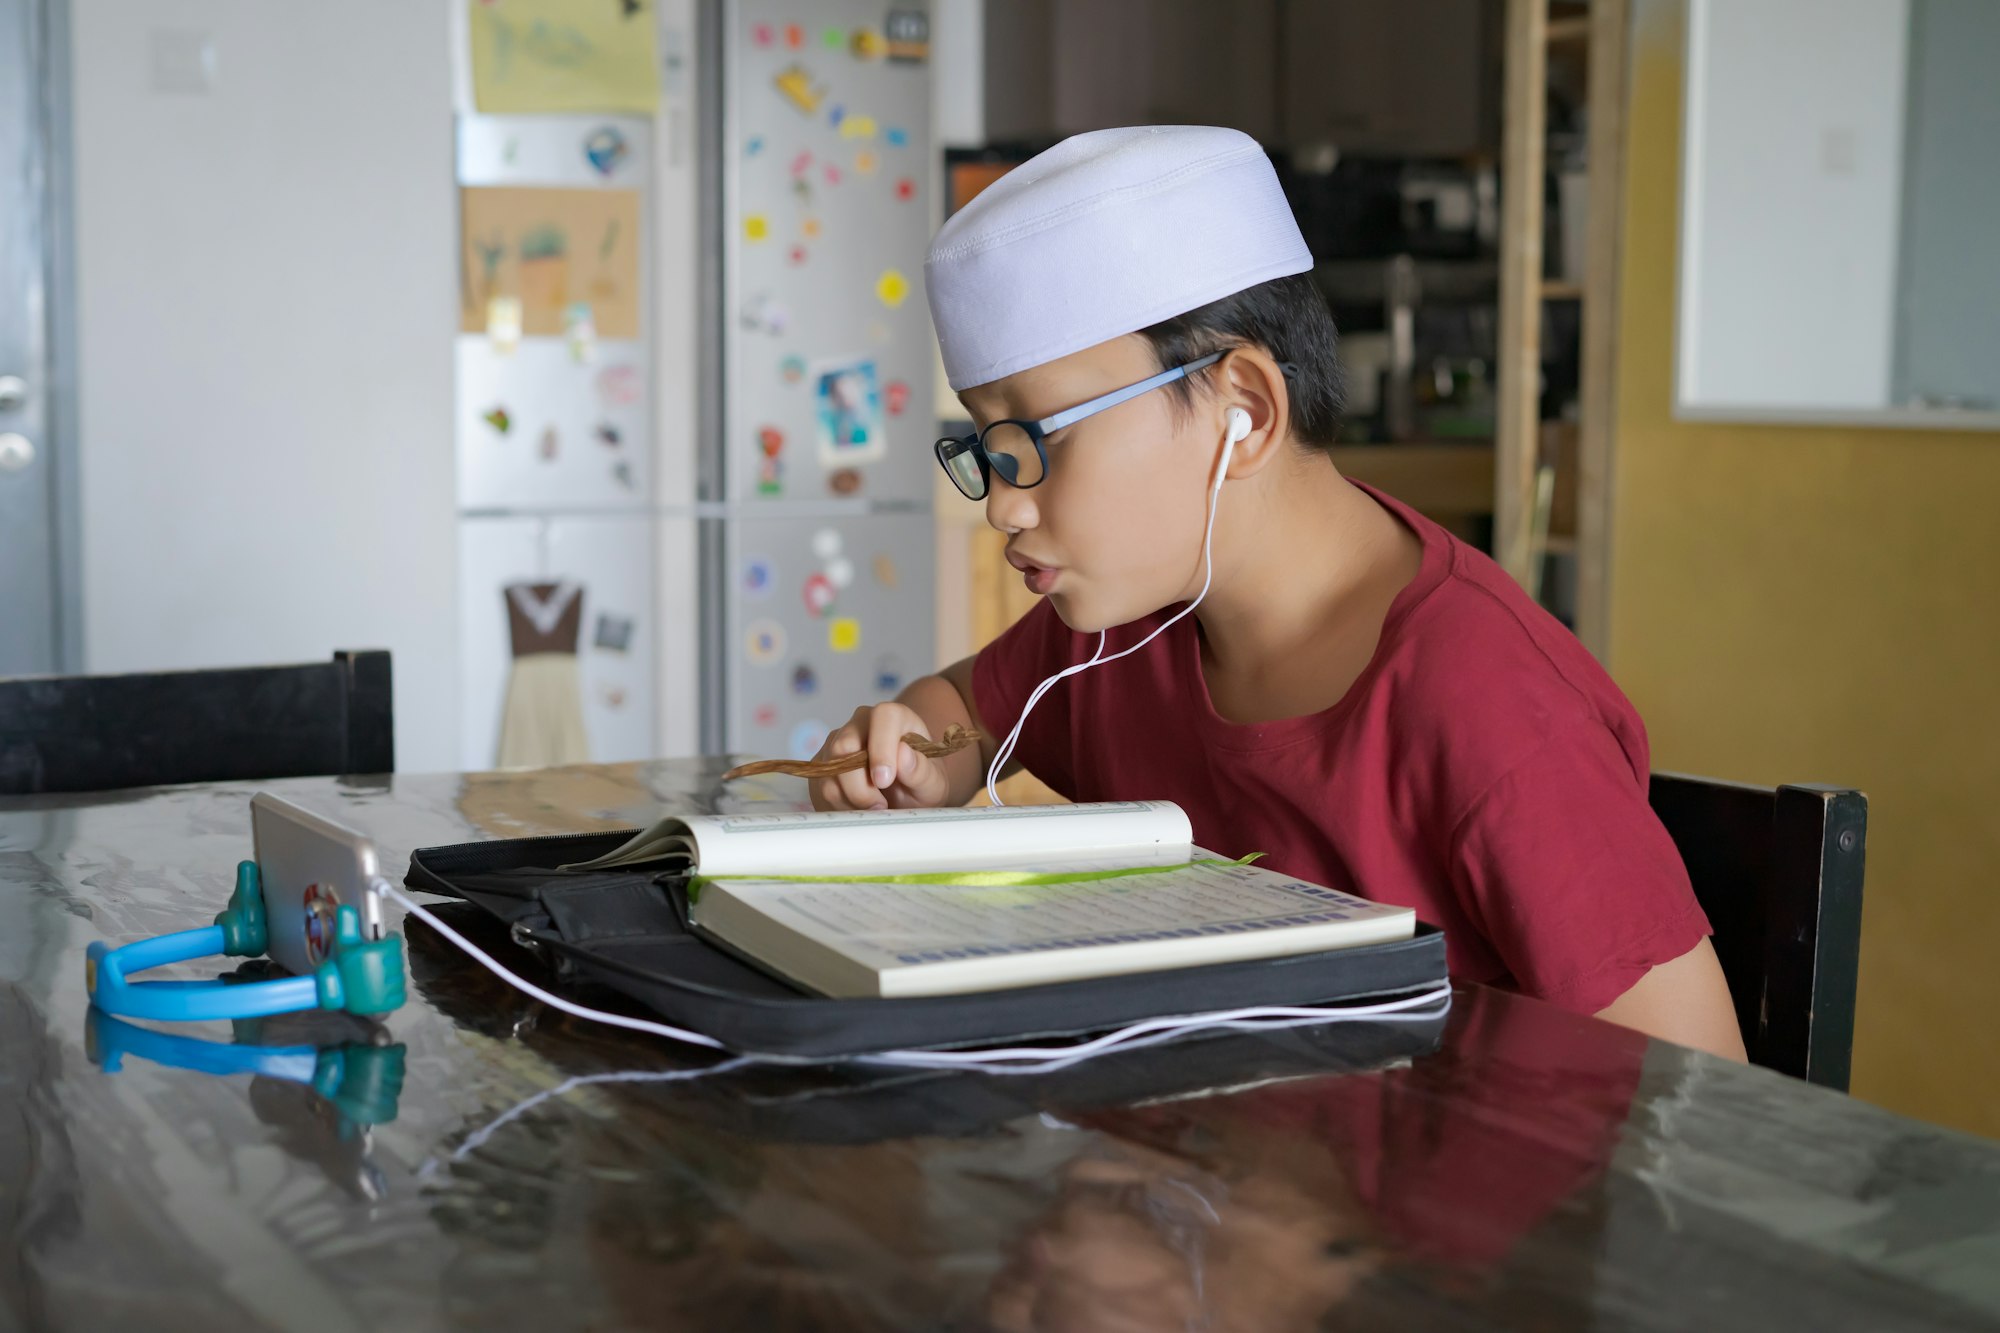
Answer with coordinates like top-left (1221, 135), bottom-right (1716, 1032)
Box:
top-left (596, 422), bottom-right (621, 446)
top-left (895, 177), bottom-right (916, 201)
top-left (826, 556), bottom-right (855, 588)
top-left (751, 21), bottom-right (774, 47)
top-left (885, 380), bottom-right (911, 417)
top-left (828, 105), bottom-right (846, 128)
top-left (841, 115), bottom-right (879, 141)
top-left (789, 720), bottom-right (828, 761)
top-left (854, 150), bottom-right (878, 174)
top-left (873, 553), bottom-right (900, 589)
top-left (851, 28), bottom-right (883, 59)
top-left (874, 655), bottom-right (905, 695)
top-left (758, 425), bottom-right (785, 457)
top-left (885, 126), bottom-right (909, 147)
top-left (773, 64), bottom-right (822, 115)
top-left (812, 529), bottom-right (843, 559)
top-left (584, 126), bottom-right (629, 176)
top-left (780, 355), bottom-right (806, 385)
top-left (754, 703), bottom-right (779, 728)
top-left (744, 214), bottom-right (770, 242)
top-left (823, 163), bottom-right (843, 185)
top-left (744, 557), bottom-right (775, 597)
top-left (483, 406), bottom-right (511, 435)
top-left (789, 245), bottom-right (807, 265)
top-left (828, 467), bottom-right (863, 496)
top-left (746, 136), bottom-right (766, 157)
top-left (756, 457), bottom-right (784, 495)
top-left (790, 149), bottom-right (813, 176)
top-left (784, 23), bottom-right (804, 48)
top-left (822, 26), bottom-right (844, 49)
top-left (612, 460), bottom-right (635, 490)
top-left (791, 663), bottom-right (818, 696)
top-left (747, 620), bottom-right (786, 665)
top-left (829, 618), bottom-right (861, 653)
top-left (802, 572), bottom-right (837, 618)
top-left (802, 217), bottom-right (822, 239)
top-left (876, 269), bottom-right (909, 308)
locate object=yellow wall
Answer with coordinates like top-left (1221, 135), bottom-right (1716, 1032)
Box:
top-left (1612, 1), bottom-right (2000, 1137)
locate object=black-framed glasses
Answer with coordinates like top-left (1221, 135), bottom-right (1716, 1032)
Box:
top-left (933, 352), bottom-right (1225, 501)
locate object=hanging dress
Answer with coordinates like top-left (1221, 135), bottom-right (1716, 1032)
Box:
top-left (496, 580), bottom-right (591, 768)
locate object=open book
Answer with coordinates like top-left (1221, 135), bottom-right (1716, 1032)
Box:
top-left (571, 801), bottom-right (1415, 1000)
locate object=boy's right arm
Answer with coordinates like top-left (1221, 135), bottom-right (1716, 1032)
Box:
top-left (808, 655), bottom-right (1020, 810)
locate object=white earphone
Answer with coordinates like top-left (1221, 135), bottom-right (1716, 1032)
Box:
top-left (985, 405), bottom-right (1253, 805)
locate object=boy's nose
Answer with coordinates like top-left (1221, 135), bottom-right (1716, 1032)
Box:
top-left (983, 473), bottom-right (1038, 534)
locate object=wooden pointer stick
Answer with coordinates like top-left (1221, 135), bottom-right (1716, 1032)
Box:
top-left (720, 724), bottom-right (983, 782)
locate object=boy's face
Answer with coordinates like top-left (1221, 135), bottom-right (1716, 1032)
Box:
top-left (957, 335), bottom-right (1225, 634)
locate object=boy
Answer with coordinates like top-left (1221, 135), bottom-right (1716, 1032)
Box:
top-left (808, 126), bottom-right (1742, 1059)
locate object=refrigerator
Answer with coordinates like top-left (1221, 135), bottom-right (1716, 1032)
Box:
top-left (453, 0), bottom-right (934, 769)
top-left (702, 0), bottom-right (935, 760)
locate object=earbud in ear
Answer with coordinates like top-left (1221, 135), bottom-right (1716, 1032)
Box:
top-left (1225, 407), bottom-right (1252, 445)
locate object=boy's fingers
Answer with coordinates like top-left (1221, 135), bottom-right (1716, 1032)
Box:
top-left (868, 708), bottom-right (927, 792)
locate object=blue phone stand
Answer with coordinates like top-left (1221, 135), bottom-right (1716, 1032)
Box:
top-left (86, 860), bottom-right (406, 1023)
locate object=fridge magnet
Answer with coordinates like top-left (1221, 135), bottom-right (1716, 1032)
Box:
top-left (601, 685), bottom-right (628, 710)
top-left (740, 293), bottom-right (791, 336)
top-left (790, 149), bottom-right (814, 176)
top-left (802, 572), bottom-right (837, 618)
top-left (821, 26), bottom-right (844, 50)
top-left (789, 245), bottom-right (808, 266)
top-left (595, 422), bottom-right (621, 447)
top-left (773, 65), bottom-right (824, 116)
top-left (841, 114), bottom-right (879, 142)
top-left (826, 556), bottom-right (855, 588)
top-left (885, 8), bottom-right (930, 64)
top-left (751, 21), bottom-right (774, 47)
top-left (802, 217), bottom-right (822, 239)
top-left (854, 150), bottom-right (878, 175)
top-left (812, 528), bottom-right (843, 560)
top-left (828, 105), bottom-right (845, 130)
top-left (792, 176), bottom-right (815, 207)
top-left (483, 406), bottom-right (512, 435)
top-left (885, 126), bottom-right (909, 147)
top-left (564, 302), bottom-right (597, 362)
top-left (875, 269), bottom-right (910, 309)
top-left (828, 467), bottom-right (863, 496)
top-left (829, 617), bottom-right (862, 653)
top-left (539, 425), bottom-right (560, 461)
top-left (884, 379), bottom-right (911, 416)
top-left (468, 0), bottom-right (660, 114)
top-left (597, 364), bottom-right (643, 406)
top-left (895, 177), bottom-right (916, 202)
top-left (747, 620), bottom-right (787, 666)
top-left (789, 721), bottom-right (828, 762)
top-left (459, 186), bottom-right (642, 338)
top-left (583, 126), bottom-right (629, 177)
top-left (813, 357), bottom-right (886, 467)
top-left (744, 213), bottom-right (770, 242)
top-left (744, 557), bottom-right (775, 598)
top-left (873, 655), bottom-right (905, 695)
top-left (758, 425), bottom-right (786, 457)
top-left (594, 613), bottom-right (635, 652)
top-left (485, 293), bottom-right (523, 353)
top-left (745, 134), bottom-right (766, 157)
top-left (823, 163), bottom-right (843, 186)
top-left (851, 27), bottom-right (883, 59)
top-left (784, 23), bottom-right (804, 48)
top-left (791, 663), bottom-right (819, 696)
top-left (754, 703), bottom-right (779, 728)
top-left (779, 355), bottom-right (807, 385)
top-left (873, 553), bottom-right (900, 589)
top-left (756, 456), bottom-right (784, 496)
top-left (612, 460), bottom-right (635, 490)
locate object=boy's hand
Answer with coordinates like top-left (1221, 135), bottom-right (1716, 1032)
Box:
top-left (809, 703), bottom-right (954, 811)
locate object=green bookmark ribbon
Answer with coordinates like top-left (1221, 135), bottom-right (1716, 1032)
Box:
top-left (688, 853), bottom-right (1265, 902)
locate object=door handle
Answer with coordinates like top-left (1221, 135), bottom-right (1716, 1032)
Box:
top-left (0, 433), bottom-right (34, 472)
top-left (0, 376), bottom-right (25, 413)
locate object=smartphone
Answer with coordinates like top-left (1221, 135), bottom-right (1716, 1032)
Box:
top-left (250, 792), bottom-right (388, 977)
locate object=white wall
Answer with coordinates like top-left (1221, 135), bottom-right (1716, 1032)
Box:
top-left (1678, 0), bottom-right (1909, 412)
top-left (70, 0), bottom-right (459, 771)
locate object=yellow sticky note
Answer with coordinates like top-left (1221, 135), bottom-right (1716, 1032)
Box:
top-left (829, 617), bottom-right (861, 653)
top-left (468, 0), bottom-right (660, 114)
top-left (876, 269), bottom-right (909, 308)
top-left (745, 214), bottom-right (769, 241)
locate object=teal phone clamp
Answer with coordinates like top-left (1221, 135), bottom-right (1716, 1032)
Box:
top-left (86, 860), bottom-right (407, 1023)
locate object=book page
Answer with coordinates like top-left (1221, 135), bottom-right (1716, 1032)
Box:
top-left (571, 800), bottom-right (1193, 875)
top-left (706, 858), bottom-right (1408, 975)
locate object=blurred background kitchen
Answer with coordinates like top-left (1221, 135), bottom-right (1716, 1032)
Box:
top-left (3, 0), bottom-right (1996, 1135)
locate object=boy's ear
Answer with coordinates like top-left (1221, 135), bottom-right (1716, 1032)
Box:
top-left (1214, 347), bottom-right (1292, 478)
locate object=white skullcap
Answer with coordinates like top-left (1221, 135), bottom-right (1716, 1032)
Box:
top-left (925, 125), bottom-right (1314, 392)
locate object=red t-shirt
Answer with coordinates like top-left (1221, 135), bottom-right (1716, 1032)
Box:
top-left (971, 483), bottom-right (1710, 1014)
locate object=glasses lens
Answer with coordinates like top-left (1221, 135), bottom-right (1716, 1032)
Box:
top-left (981, 422), bottom-right (1045, 489)
top-left (936, 437), bottom-right (987, 499)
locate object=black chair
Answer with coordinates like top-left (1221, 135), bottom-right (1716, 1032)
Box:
top-left (0, 650), bottom-right (393, 796)
top-left (1648, 774), bottom-right (1866, 1091)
